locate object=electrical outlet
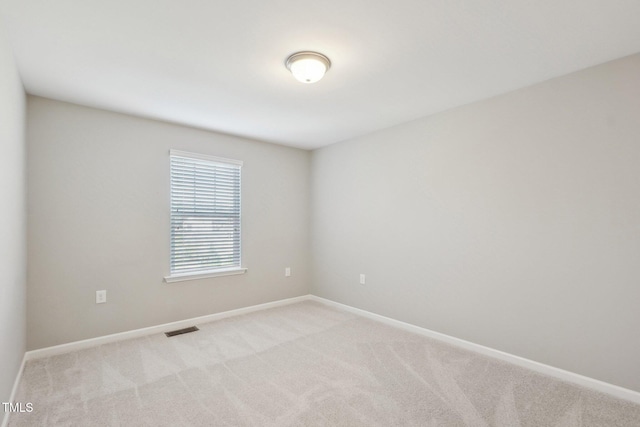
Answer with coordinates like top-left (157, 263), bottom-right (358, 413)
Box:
top-left (285, 267), bottom-right (291, 277)
top-left (359, 274), bottom-right (366, 285)
top-left (96, 290), bottom-right (107, 304)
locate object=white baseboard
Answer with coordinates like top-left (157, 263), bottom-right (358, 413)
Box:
top-left (1, 354), bottom-right (27, 427)
top-left (309, 295), bottom-right (640, 404)
top-left (25, 295), bottom-right (310, 361)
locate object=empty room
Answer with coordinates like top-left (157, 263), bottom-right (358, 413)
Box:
top-left (1, 0), bottom-right (640, 425)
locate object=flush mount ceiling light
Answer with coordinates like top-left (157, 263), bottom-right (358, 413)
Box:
top-left (285, 51), bottom-right (331, 84)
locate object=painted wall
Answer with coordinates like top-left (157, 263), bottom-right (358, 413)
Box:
top-left (27, 97), bottom-right (311, 350)
top-left (311, 54), bottom-right (640, 392)
top-left (0, 20), bottom-right (26, 405)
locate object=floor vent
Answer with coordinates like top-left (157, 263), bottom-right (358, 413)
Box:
top-left (165, 326), bottom-right (199, 337)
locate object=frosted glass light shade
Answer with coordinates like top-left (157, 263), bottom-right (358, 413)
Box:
top-left (285, 52), bottom-right (331, 84)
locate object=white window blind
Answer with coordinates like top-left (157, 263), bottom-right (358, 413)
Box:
top-left (169, 150), bottom-right (242, 276)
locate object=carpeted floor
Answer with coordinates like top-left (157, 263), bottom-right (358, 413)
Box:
top-left (8, 300), bottom-right (640, 426)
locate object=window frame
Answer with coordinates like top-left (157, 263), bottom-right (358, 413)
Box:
top-left (164, 149), bottom-right (246, 283)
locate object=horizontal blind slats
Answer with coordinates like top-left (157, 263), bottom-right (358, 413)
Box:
top-left (171, 182), bottom-right (240, 191)
top-left (170, 153), bottom-right (241, 274)
top-left (171, 212), bottom-right (239, 217)
top-left (172, 255), bottom-right (240, 264)
top-left (172, 254), bottom-right (239, 263)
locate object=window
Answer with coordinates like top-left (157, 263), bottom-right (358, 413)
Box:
top-left (165, 150), bottom-right (245, 282)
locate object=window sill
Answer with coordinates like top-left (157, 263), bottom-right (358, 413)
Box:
top-left (164, 267), bottom-right (248, 283)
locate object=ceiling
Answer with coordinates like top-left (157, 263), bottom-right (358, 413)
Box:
top-left (1, 1), bottom-right (640, 150)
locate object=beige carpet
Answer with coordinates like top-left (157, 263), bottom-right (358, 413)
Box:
top-left (8, 300), bottom-right (640, 426)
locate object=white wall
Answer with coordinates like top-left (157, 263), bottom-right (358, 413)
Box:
top-left (0, 20), bottom-right (26, 404)
top-left (27, 97), bottom-right (311, 350)
top-left (311, 53), bottom-right (640, 392)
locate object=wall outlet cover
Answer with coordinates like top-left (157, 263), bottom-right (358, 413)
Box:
top-left (96, 290), bottom-right (107, 304)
